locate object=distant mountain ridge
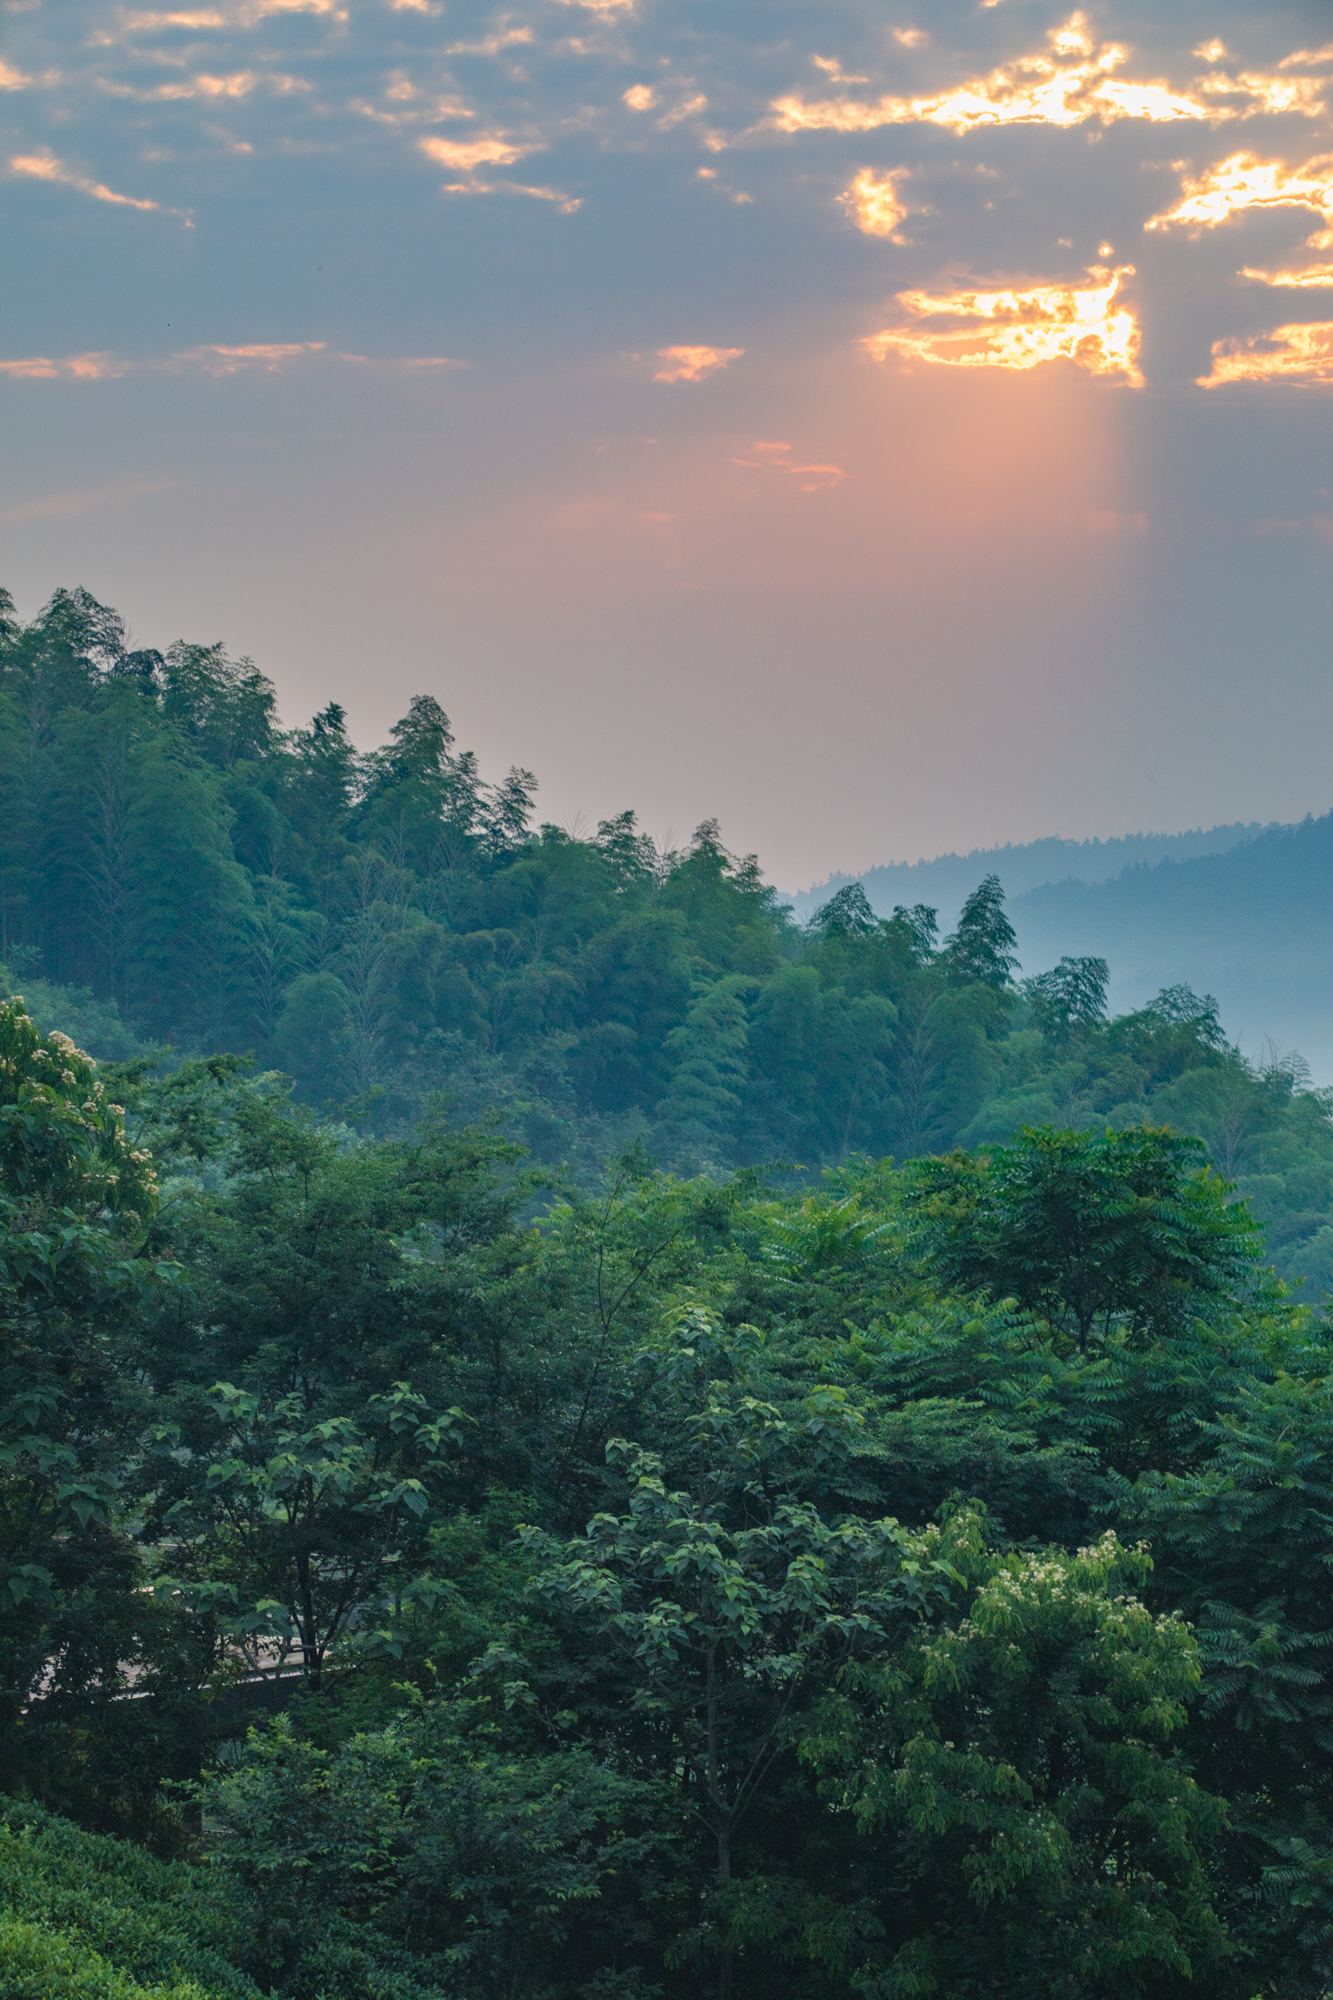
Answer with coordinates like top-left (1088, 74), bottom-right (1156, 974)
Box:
top-left (784, 822), bottom-right (1271, 929)
top-left (788, 812), bottom-right (1333, 1081)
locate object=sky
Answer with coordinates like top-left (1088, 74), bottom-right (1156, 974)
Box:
top-left (4, 0), bottom-right (1333, 889)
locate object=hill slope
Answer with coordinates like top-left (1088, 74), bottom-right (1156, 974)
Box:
top-left (1009, 812), bottom-right (1333, 1077)
top-left (786, 822), bottom-right (1269, 929)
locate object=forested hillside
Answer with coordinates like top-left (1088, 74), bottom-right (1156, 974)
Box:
top-left (13, 582), bottom-right (1333, 1996)
top-left (4, 582), bottom-right (1333, 1299)
top-left (808, 815), bottom-right (1333, 1084)
top-left (5, 994), bottom-right (1333, 2000)
top-left (7, 580), bottom-right (1328, 1296)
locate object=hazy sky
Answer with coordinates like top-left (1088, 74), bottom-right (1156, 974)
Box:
top-left (5, 0), bottom-right (1333, 887)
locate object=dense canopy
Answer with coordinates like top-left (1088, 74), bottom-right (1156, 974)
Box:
top-left (5, 584), bottom-right (1333, 1998)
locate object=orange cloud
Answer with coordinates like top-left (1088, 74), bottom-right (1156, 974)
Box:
top-left (812, 56), bottom-right (869, 84)
top-left (440, 177), bottom-right (579, 211)
top-left (770, 14), bottom-right (1212, 136)
top-left (1193, 70), bottom-right (1327, 118)
top-left (768, 12), bottom-right (1324, 138)
top-left (106, 10), bottom-right (229, 25)
top-left (864, 266), bottom-right (1142, 384)
top-left (1242, 262), bottom-right (1333, 288)
top-left (338, 353), bottom-right (465, 369)
top-left (658, 92), bottom-right (708, 129)
top-left (1197, 321), bottom-right (1333, 387)
top-left (115, 0), bottom-right (345, 27)
top-left (9, 146), bottom-right (189, 222)
top-left (1147, 153), bottom-right (1333, 234)
top-left (446, 26), bottom-right (534, 52)
top-left (418, 130), bottom-right (575, 207)
top-left (102, 69), bottom-right (311, 101)
top-left (653, 345), bottom-right (744, 382)
top-left (0, 353), bottom-right (132, 380)
top-left (176, 342), bottom-right (325, 374)
top-left (0, 344), bottom-right (466, 381)
top-left (838, 167), bottom-right (912, 240)
top-left (419, 133), bottom-right (535, 170)
top-left (730, 440), bottom-right (846, 491)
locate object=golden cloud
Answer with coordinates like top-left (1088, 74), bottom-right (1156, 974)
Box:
top-left (653, 345), bottom-right (744, 382)
top-left (442, 179), bottom-right (579, 211)
top-left (0, 353), bottom-right (133, 380)
top-left (418, 125), bottom-right (575, 208)
top-left (1193, 69), bottom-right (1326, 118)
top-left (0, 344), bottom-right (470, 384)
top-left (178, 342), bottom-right (325, 374)
top-left (1242, 262), bottom-right (1333, 287)
top-left (446, 26), bottom-right (533, 52)
top-left (730, 440), bottom-right (846, 491)
top-left (1197, 321), bottom-right (1333, 387)
top-left (1147, 152), bottom-right (1333, 233)
top-left (103, 69), bottom-right (311, 101)
top-left (115, 0), bottom-right (345, 29)
top-left (657, 93), bottom-right (708, 129)
top-left (864, 266), bottom-right (1142, 384)
top-left (838, 167), bottom-right (912, 240)
top-left (419, 133), bottom-right (536, 170)
top-left (768, 12), bottom-right (1324, 137)
top-left (9, 147), bottom-right (191, 223)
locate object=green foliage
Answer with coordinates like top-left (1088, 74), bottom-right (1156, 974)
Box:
top-left (0, 997), bottom-right (178, 1808)
top-left (0, 1802), bottom-right (259, 1997)
top-left (1023, 954), bottom-right (1110, 1042)
top-left (802, 1527), bottom-right (1228, 1999)
top-left (904, 1125), bottom-right (1261, 1349)
top-left (7, 580), bottom-right (1333, 1299)
top-left (942, 873), bottom-right (1019, 989)
top-left (523, 1329), bottom-right (957, 1902)
top-left (17, 580), bottom-right (1333, 1996)
top-left (196, 1705), bottom-right (663, 2000)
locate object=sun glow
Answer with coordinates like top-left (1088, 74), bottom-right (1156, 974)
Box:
top-left (769, 13), bottom-right (1239, 137)
top-left (1198, 321), bottom-right (1333, 386)
top-left (864, 266), bottom-right (1142, 383)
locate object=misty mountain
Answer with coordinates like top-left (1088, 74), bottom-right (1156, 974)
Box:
top-left (1009, 812), bottom-right (1333, 1079)
top-left (797, 812), bottom-right (1333, 1079)
top-left (786, 822), bottom-right (1269, 931)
